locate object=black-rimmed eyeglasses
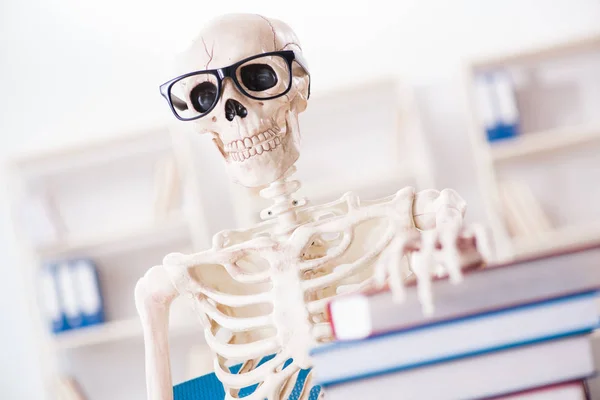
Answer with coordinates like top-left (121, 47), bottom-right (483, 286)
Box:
top-left (159, 50), bottom-right (310, 121)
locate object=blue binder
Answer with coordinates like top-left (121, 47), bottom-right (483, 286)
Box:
top-left (40, 263), bottom-right (69, 333)
top-left (71, 259), bottom-right (105, 327)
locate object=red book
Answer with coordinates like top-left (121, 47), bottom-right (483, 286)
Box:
top-left (492, 380), bottom-right (589, 399)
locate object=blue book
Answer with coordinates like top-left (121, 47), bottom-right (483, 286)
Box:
top-left (39, 264), bottom-right (69, 333)
top-left (474, 70), bottom-right (520, 142)
top-left (55, 261), bottom-right (84, 330)
top-left (492, 70), bottom-right (520, 140)
top-left (71, 259), bottom-right (105, 327)
top-left (317, 333), bottom-right (594, 400)
top-left (312, 292), bottom-right (599, 386)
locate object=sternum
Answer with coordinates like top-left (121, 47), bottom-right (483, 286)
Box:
top-left (270, 264), bottom-right (312, 368)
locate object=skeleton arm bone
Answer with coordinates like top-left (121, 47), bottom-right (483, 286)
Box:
top-left (135, 265), bottom-right (179, 400)
top-left (375, 188), bottom-right (492, 314)
top-left (413, 188), bottom-right (467, 284)
top-left (413, 188), bottom-right (466, 230)
top-left (414, 187), bottom-right (494, 264)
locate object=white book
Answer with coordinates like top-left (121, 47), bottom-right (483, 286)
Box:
top-left (39, 265), bottom-right (64, 333)
top-left (319, 335), bottom-right (593, 400)
top-left (56, 262), bottom-right (83, 329)
top-left (55, 376), bottom-right (86, 400)
top-left (313, 293), bottom-right (598, 385)
top-left (499, 180), bottom-right (552, 239)
top-left (493, 71), bottom-right (519, 126)
top-left (71, 259), bottom-right (104, 326)
top-left (474, 74), bottom-right (498, 131)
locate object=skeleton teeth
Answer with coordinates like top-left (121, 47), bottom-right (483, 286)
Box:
top-left (223, 125), bottom-right (284, 161)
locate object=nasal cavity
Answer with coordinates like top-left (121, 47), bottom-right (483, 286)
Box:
top-left (225, 99), bottom-right (248, 121)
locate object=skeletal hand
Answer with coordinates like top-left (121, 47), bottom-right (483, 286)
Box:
top-left (374, 223), bottom-right (494, 315)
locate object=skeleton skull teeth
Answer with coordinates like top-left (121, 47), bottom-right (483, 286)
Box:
top-left (223, 125), bottom-right (285, 162)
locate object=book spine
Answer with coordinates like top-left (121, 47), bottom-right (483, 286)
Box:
top-left (56, 261), bottom-right (83, 330)
top-left (474, 73), bottom-right (499, 142)
top-left (72, 259), bottom-right (105, 327)
top-left (40, 264), bottom-right (68, 333)
top-left (493, 70), bottom-right (520, 140)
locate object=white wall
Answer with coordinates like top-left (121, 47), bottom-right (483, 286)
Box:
top-left (1, 0), bottom-right (599, 398)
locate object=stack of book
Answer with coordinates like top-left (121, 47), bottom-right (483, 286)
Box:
top-left (312, 244), bottom-right (600, 399)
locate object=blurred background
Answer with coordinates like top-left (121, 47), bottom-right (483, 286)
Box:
top-left (1, 0), bottom-right (599, 399)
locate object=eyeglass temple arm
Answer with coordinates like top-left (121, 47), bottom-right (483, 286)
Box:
top-left (291, 50), bottom-right (311, 99)
top-left (171, 94), bottom-right (189, 112)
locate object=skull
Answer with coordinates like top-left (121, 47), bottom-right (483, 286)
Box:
top-left (173, 14), bottom-right (310, 188)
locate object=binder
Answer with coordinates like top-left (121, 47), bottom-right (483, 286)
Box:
top-left (71, 259), bottom-right (105, 327)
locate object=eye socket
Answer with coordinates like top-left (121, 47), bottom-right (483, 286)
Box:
top-left (240, 63), bottom-right (278, 92)
top-left (189, 81), bottom-right (218, 113)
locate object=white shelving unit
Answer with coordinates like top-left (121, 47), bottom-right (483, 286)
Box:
top-left (464, 34), bottom-right (600, 261)
top-left (8, 124), bottom-right (212, 400)
top-left (223, 77), bottom-right (436, 227)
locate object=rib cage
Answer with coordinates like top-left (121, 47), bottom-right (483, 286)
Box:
top-left (162, 187), bottom-right (418, 399)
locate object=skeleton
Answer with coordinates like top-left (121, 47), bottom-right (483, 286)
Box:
top-left (135, 13), bottom-right (492, 400)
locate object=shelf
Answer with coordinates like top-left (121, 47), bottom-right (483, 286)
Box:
top-left (470, 33), bottom-right (600, 71)
top-left (11, 125), bottom-right (174, 180)
top-left (512, 222), bottom-right (600, 258)
top-left (54, 316), bottom-right (201, 350)
top-left (36, 215), bottom-right (191, 260)
top-left (489, 124), bottom-right (600, 162)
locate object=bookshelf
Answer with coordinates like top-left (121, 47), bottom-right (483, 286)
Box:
top-left (464, 33), bottom-right (600, 261)
top-left (8, 125), bottom-right (211, 400)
